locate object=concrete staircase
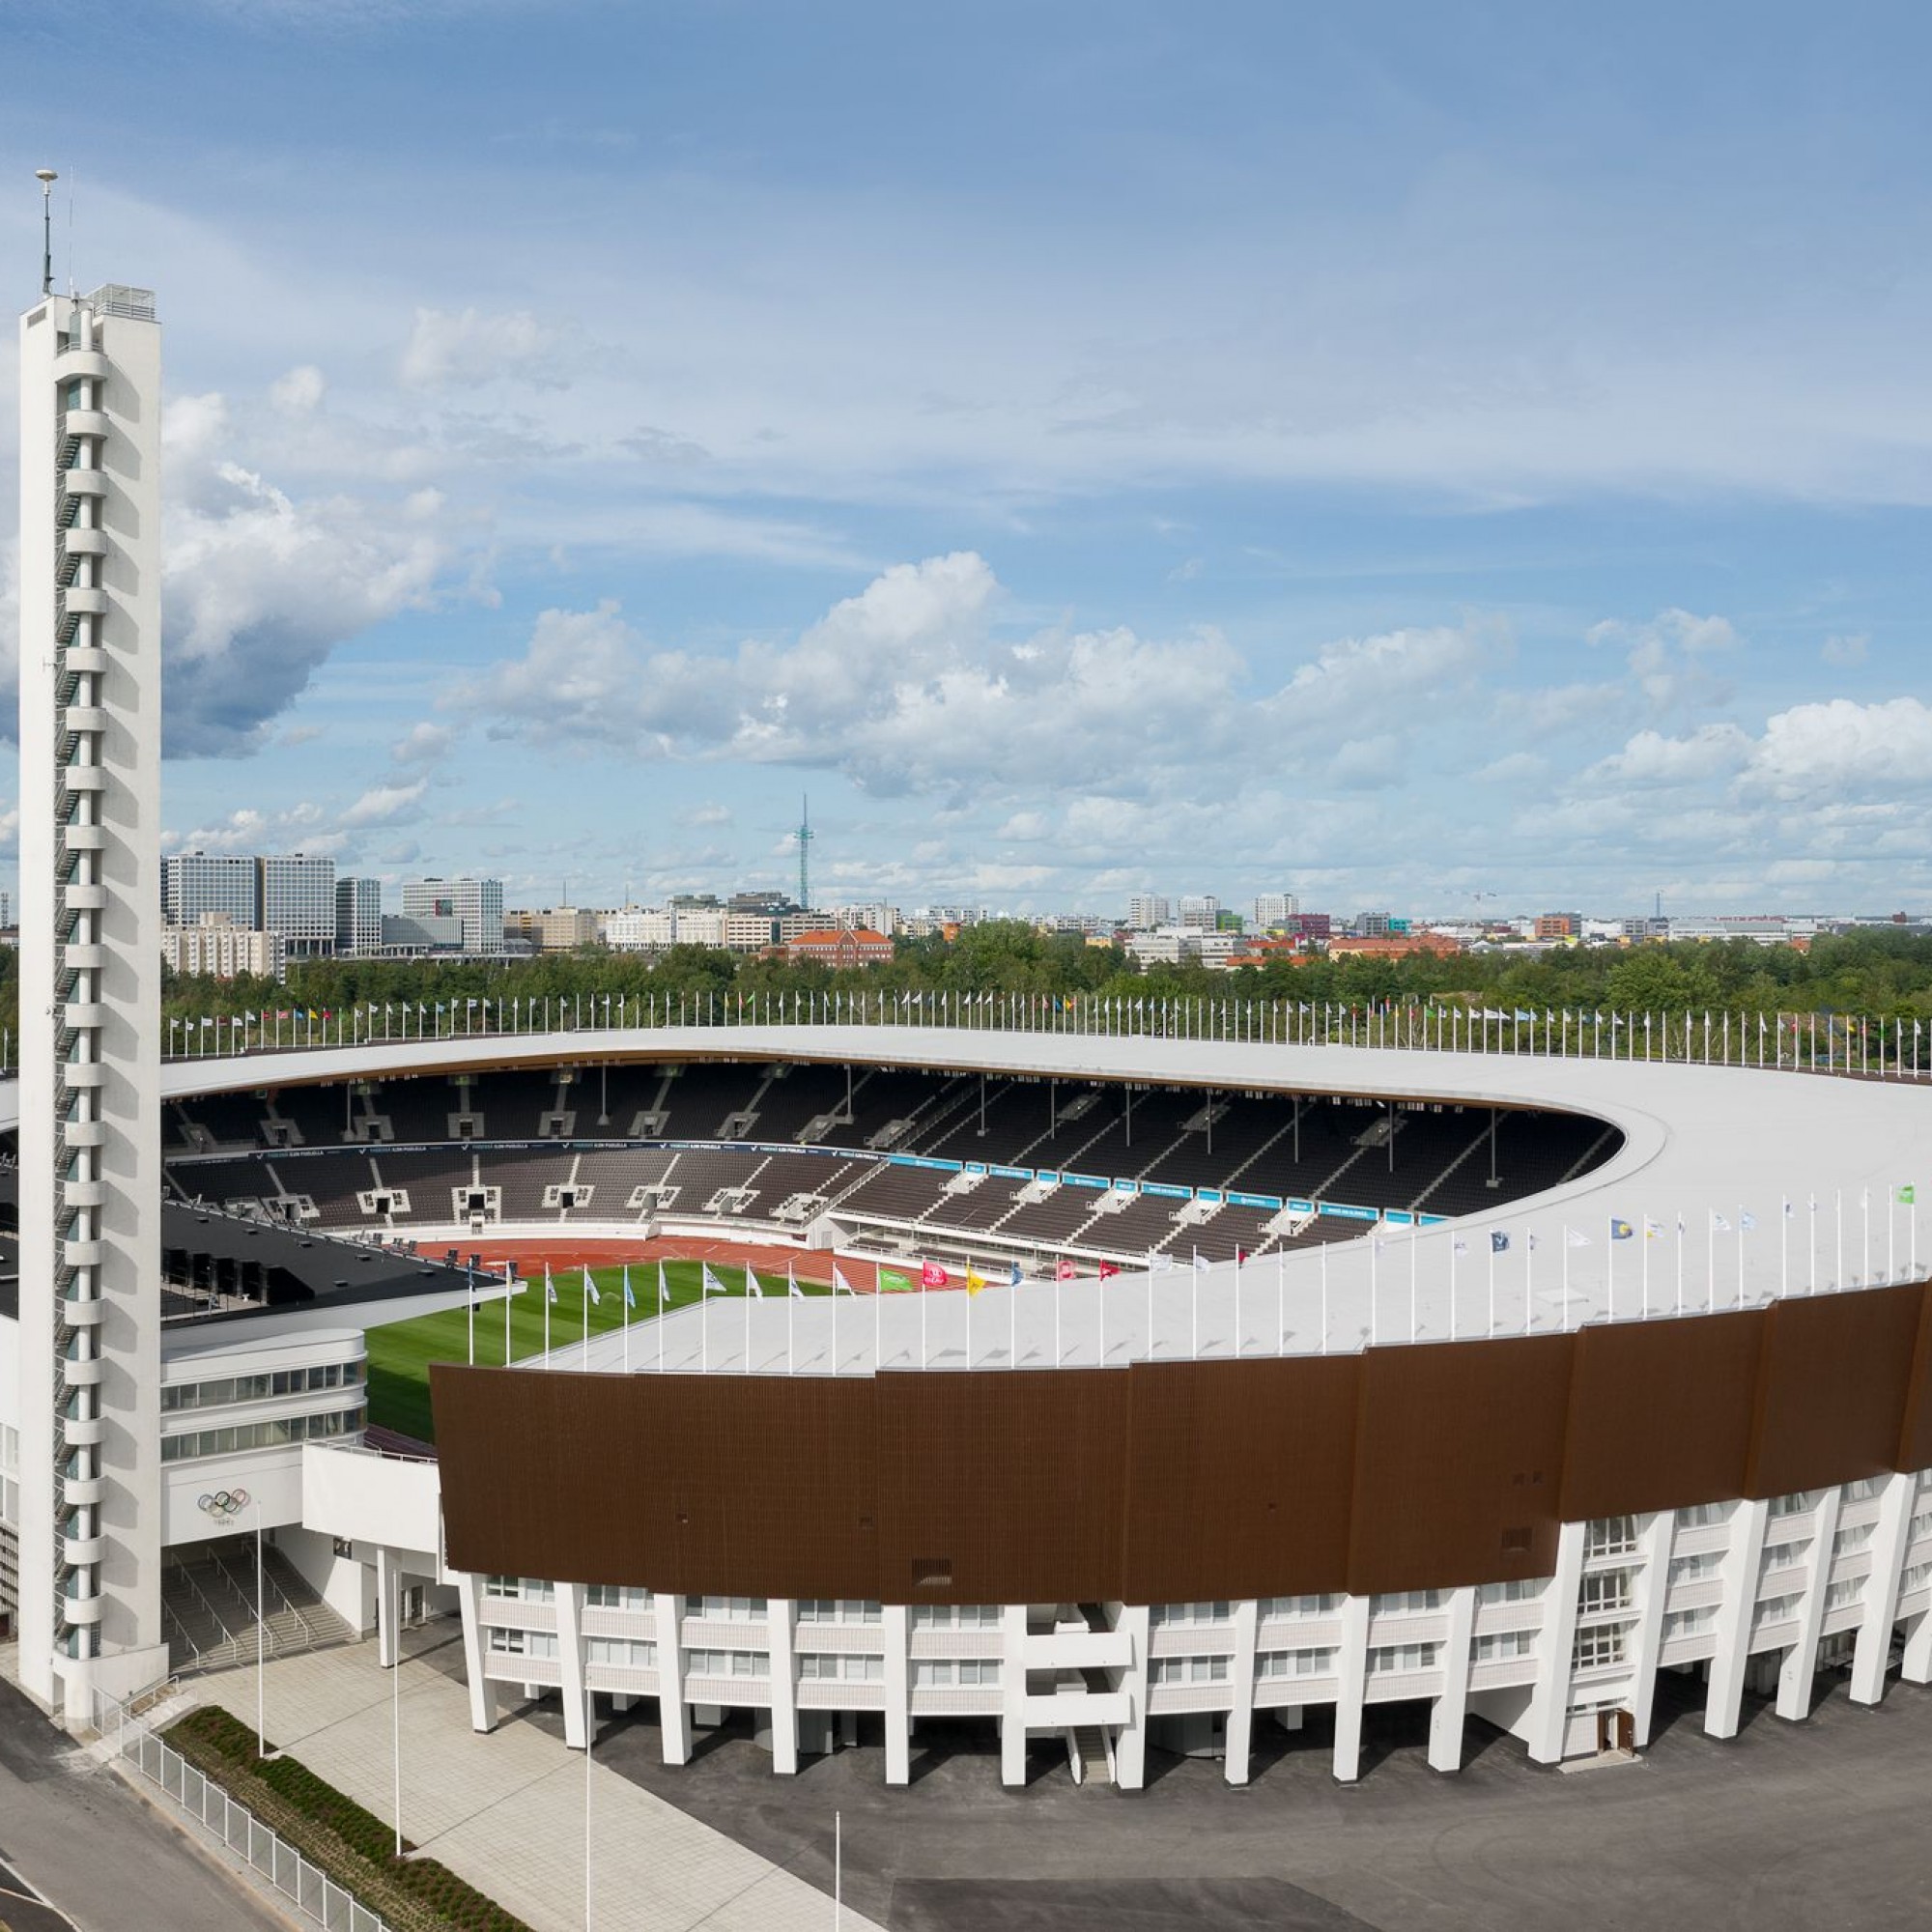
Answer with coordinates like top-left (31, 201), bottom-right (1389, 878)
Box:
top-left (162, 1542), bottom-right (355, 1676)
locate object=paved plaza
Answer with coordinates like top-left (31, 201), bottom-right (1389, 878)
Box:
top-left (190, 1631), bottom-right (881, 1932)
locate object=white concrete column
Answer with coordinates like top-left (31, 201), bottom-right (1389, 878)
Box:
top-left (766, 1599), bottom-right (799, 1776)
top-left (1330, 1593), bottom-right (1372, 1783)
top-left (1851, 1473), bottom-right (1917, 1706)
top-left (375, 1547), bottom-right (399, 1670)
top-left (656, 1595), bottom-right (690, 1766)
top-left (454, 1572), bottom-right (497, 1734)
top-left (1625, 1512), bottom-right (1677, 1747)
top-left (1775, 1488), bottom-right (1841, 1722)
top-left (999, 1604), bottom-right (1029, 1787)
top-left (1428, 1587), bottom-right (1476, 1774)
top-left (1112, 1605), bottom-right (1151, 1792)
top-left (1223, 1600), bottom-right (1259, 1786)
top-left (1705, 1499), bottom-right (1770, 1740)
top-left (556, 1581), bottom-right (587, 1749)
top-left (884, 1605), bottom-right (914, 1785)
top-left (1900, 1606), bottom-right (1932, 1686)
top-left (1524, 1521), bottom-right (1587, 1764)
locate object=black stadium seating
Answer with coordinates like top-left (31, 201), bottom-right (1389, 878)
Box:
top-left (162, 1060), bottom-right (1621, 1267)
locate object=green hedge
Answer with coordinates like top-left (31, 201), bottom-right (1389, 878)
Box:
top-left (168, 1706), bottom-right (533, 1932)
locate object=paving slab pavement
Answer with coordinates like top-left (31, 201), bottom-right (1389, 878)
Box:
top-left (192, 1631), bottom-right (882, 1932)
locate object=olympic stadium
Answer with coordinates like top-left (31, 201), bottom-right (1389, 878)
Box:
top-left (8, 1015), bottom-right (1929, 1799)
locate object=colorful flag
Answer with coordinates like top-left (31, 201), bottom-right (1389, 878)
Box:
top-left (965, 1268), bottom-right (988, 1296)
top-left (1097, 1262), bottom-right (1121, 1280)
top-left (1009, 1262), bottom-right (1023, 1286)
top-left (1491, 1231), bottom-right (1510, 1253)
top-left (1055, 1259), bottom-right (1077, 1281)
top-left (921, 1261), bottom-right (950, 1289)
top-left (622, 1267), bottom-right (636, 1310)
top-left (879, 1267), bottom-right (914, 1293)
top-left (1899, 1185), bottom-right (1918, 1207)
top-left (545, 1270), bottom-right (558, 1305)
top-left (1609, 1219), bottom-right (1634, 1240)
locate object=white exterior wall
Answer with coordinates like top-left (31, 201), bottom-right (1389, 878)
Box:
top-left (17, 286), bottom-right (167, 1721)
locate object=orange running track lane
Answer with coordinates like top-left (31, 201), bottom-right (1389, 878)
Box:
top-left (473, 1234), bottom-right (888, 1292)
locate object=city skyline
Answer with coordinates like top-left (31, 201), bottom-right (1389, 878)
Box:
top-left (4, 5), bottom-right (1932, 914)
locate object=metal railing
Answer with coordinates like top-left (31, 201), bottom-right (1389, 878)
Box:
top-left (149, 995), bottom-right (1932, 1082)
top-left (94, 1681), bottom-right (393, 1932)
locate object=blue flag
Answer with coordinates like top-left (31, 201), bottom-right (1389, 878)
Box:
top-left (583, 1265), bottom-right (601, 1305)
top-left (1609, 1219), bottom-right (1634, 1241)
top-left (622, 1265), bottom-right (636, 1310)
top-left (1491, 1231), bottom-right (1511, 1254)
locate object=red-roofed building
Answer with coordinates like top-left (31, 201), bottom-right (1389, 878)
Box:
top-left (785, 926), bottom-right (895, 968)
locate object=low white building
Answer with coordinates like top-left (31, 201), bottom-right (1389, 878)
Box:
top-left (162, 914), bottom-right (287, 982)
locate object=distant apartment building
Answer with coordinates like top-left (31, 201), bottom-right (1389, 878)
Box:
top-left (507, 907), bottom-right (601, 952)
top-left (832, 903), bottom-right (899, 935)
top-left (334, 877), bottom-right (383, 955)
top-left (1666, 914), bottom-right (1821, 947)
top-left (1252, 893), bottom-right (1299, 929)
top-left (1125, 894), bottom-right (1170, 930)
top-left (1324, 932), bottom-right (1464, 960)
top-left (164, 850), bottom-right (336, 954)
top-left (1177, 895), bottom-right (1221, 931)
top-left (161, 913), bottom-right (287, 982)
top-left (1125, 926), bottom-right (1204, 966)
top-left (1534, 912), bottom-right (1581, 941)
top-left (400, 877), bottom-right (504, 953)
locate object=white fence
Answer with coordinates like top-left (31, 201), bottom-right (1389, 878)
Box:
top-left (98, 1686), bottom-right (393, 1932)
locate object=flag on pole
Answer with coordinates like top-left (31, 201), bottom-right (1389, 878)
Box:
top-left (1097, 1262), bottom-right (1121, 1280)
top-left (583, 1266), bottom-right (601, 1305)
top-left (1491, 1231), bottom-right (1511, 1253)
top-left (833, 1264), bottom-right (855, 1294)
top-left (700, 1264), bottom-right (729, 1296)
top-left (1712, 1211), bottom-right (1733, 1233)
top-left (622, 1266), bottom-right (636, 1309)
top-left (1608, 1219), bottom-right (1634, 1241)
top-left (879, 1266), bottom-right (914, 1293)
top-left (1566, 1228), bottom-right (1591, 1249)
top-left (1899, 1185), bottom-right (1918, 1206)
top-left (747, 1267), bottom-right (765, 1298)
top-left (546, 1269), bottom-right (558, 1305)
top-left (1740, 1210), bottom-right (1757, 1233)
top-left (965, 1268), bottom-right (988, 1296)
top-left (787, 1263), bottom-right (805, 1299)
top-left (1055, 1259), bottom-right (1077, 1281)
top-left (1192, 1253), bottom-right (1210, 1273)
top-left (1009, 1261), bottom-right (1023, 1286)
top-left (1645, 1218), bottom-right (1663, 1238)
top-left (921, 1261), bottom-right (950, 1289)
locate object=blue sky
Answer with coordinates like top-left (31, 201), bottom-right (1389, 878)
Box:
top-left (4, 0), bottom-right (1931, 918)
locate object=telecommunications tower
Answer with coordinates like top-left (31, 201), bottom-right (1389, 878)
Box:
top-left (796, 795), bottom-right (813, 912)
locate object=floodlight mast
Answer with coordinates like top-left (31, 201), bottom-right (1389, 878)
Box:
top-left (36, 169), bottom-right (57, 298)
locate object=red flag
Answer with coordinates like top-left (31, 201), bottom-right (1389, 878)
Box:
top-left (921, 1262), bottom-right (950, 1289)
top-left (1055, 1259), bottom-right (1077, 1281)
top-left (1097, 1262), bottom-right (1120, 1280)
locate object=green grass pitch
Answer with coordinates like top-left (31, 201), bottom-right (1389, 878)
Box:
top-left (362, 1260), bottom-right (831, 1442)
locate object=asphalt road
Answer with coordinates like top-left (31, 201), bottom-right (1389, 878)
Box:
top-left (0, 1679), bottom-right (288, 1932)
top-left (562, 1667), bottom-right (1932, 1932)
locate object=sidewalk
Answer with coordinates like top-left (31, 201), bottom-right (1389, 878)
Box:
top-left (191, 1634), bottom-right (883, 1932)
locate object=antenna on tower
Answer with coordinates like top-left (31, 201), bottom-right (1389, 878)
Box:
top-left (35, 169), bottom-right (57, 298)
top-left (796, 795), bottom-right (813, 912)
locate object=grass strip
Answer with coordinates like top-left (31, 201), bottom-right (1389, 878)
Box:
top-left (167, 1705), bottom-right (532, 1932)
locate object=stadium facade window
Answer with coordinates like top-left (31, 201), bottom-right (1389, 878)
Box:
top-left (1584, 1517), bottom-right (1637, 1559)
top-left (1260, 1594), bottom-right (1343, 1618)
top-left (909, 1605), bottom-right (998, 1630)
top-left (1366, 1643), bottom-right (1439, 1675)
top-left (1577, 1572), bottom-right (1634, 1616)
top-left (1677, 1502), bottom-right (1730, 1529)
top-left (484, 1576), bottom-right (555, 1604)
top-left (585, 1637), bottom-right (656, 1667)
top-left (1662, 1606), bottom-right (1716, 1639)
top-left (1571, 1627), bottom-right (1626, 1671)
top-left (159, 1404), bottom-right (364, 1463)
top-left (486, 1629), bottom-right (558, 1659)
top-left (1151, 1656), bottom-right (1231, 1684)
top-left (1768, 1492), bottom-right (1815, 1520)
top-left (1255, 1648), bottom-right (1335, 1678)
top-left (1761, 1537), bottom-right (1812, 1572)
top-left (1371, 1589), bottom-right (1445, 1614)
top-left (1477, 1578), bottom-right (1546, 1605)
top-left (1668, 1552), bottom-right (1722, 1585)
top-left (686, 1596), bottom-right (768, 1621)
top-left (1824, 1578), bottom-right (1865, 1611)
top-left (1842, 1476), bottom-right (1886, 1504)
top-left (1833, 1522), bottom-right (1876, 1556)
top-left (1900, 1560), bottom-right (1932, 1594)
top-left (912, 1660), bottom-right (999, 1687)
top-left (798, 1599), bottom-right (884, 1625)
top-left (585, 1584), bottom-right (651, 1610)
top-left (1150, 1602), bottom-right (1233, 1628)
top-left (685, 1648), bottom-right (767, 1678)
top-left (161, 1361), bottom-right (364, 1411)
top-left (1473, 1631), bottom-right (1535, 1662)
top-left (799, 1654), bottom-right (884, 1682)
top-left (1754, 1594), bottom-right (1802, 1625)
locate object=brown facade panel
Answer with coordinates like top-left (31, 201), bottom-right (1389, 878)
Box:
top-left (1347, 1334), bottom-right (1574, 1597)
top-left (1121, 1357), bottom-right (1358, 1604)
top-left (1747, 1283), bottom-right (1925, 1499)
top-left (1559, 1311), bottom-right (1763, 1523)
top-left (432, 1366), bottom-right (883, 1598)
top-left (1892, 1284), bottom-right (1932, 1475)
top-left (872, 1369), bottom-right (1128, 1605)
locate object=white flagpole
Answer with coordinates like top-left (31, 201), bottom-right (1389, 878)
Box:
top-left (467, 1262), bottom-right (475, 1367)
top-left (1641, 1216), bottom-right (1650, 1316)
top-left (1191, 1259), bottom-right (1199, 1360)
top-left (622, 1268), bottom-right (631, 1375)
top-left (1320, 1242), bottom-right (1328, 1356)
top-left (1277, 1248), bottom-right (1286, 1357)
top-left (1234, 1256), bottom-right (1241, 1360)
top-left (746, 1265), bottom-right (753, 1370)
top-left (1561, 1229), bottom-right (1570, 1331)
top-left (1487, 1236), bottom-right (1494, 1340)
top-left (1013, 1275), bottom-right (1020, 1369)
top-left (875, 1271), bottom-right (883, 1367)
top-left (545, 1273), bottom-right (553, 1369)
top-left (658, 1267), bottom-right (666, 1377)
top-left (1450, 1235), bottom-right (1458, 1337)
top-left (1147, 1262), bottom-right (1154, 1363)
top-left (1370, 1238), bottom-right (1378, 1348)
top-left (584, 1684), bottom-right (594, 1932)
top-left (1409, 1222), bottom-right (1418, 1343)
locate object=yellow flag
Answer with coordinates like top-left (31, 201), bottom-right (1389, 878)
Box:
top-left (965, 1268), bottom-right (987, 1296)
